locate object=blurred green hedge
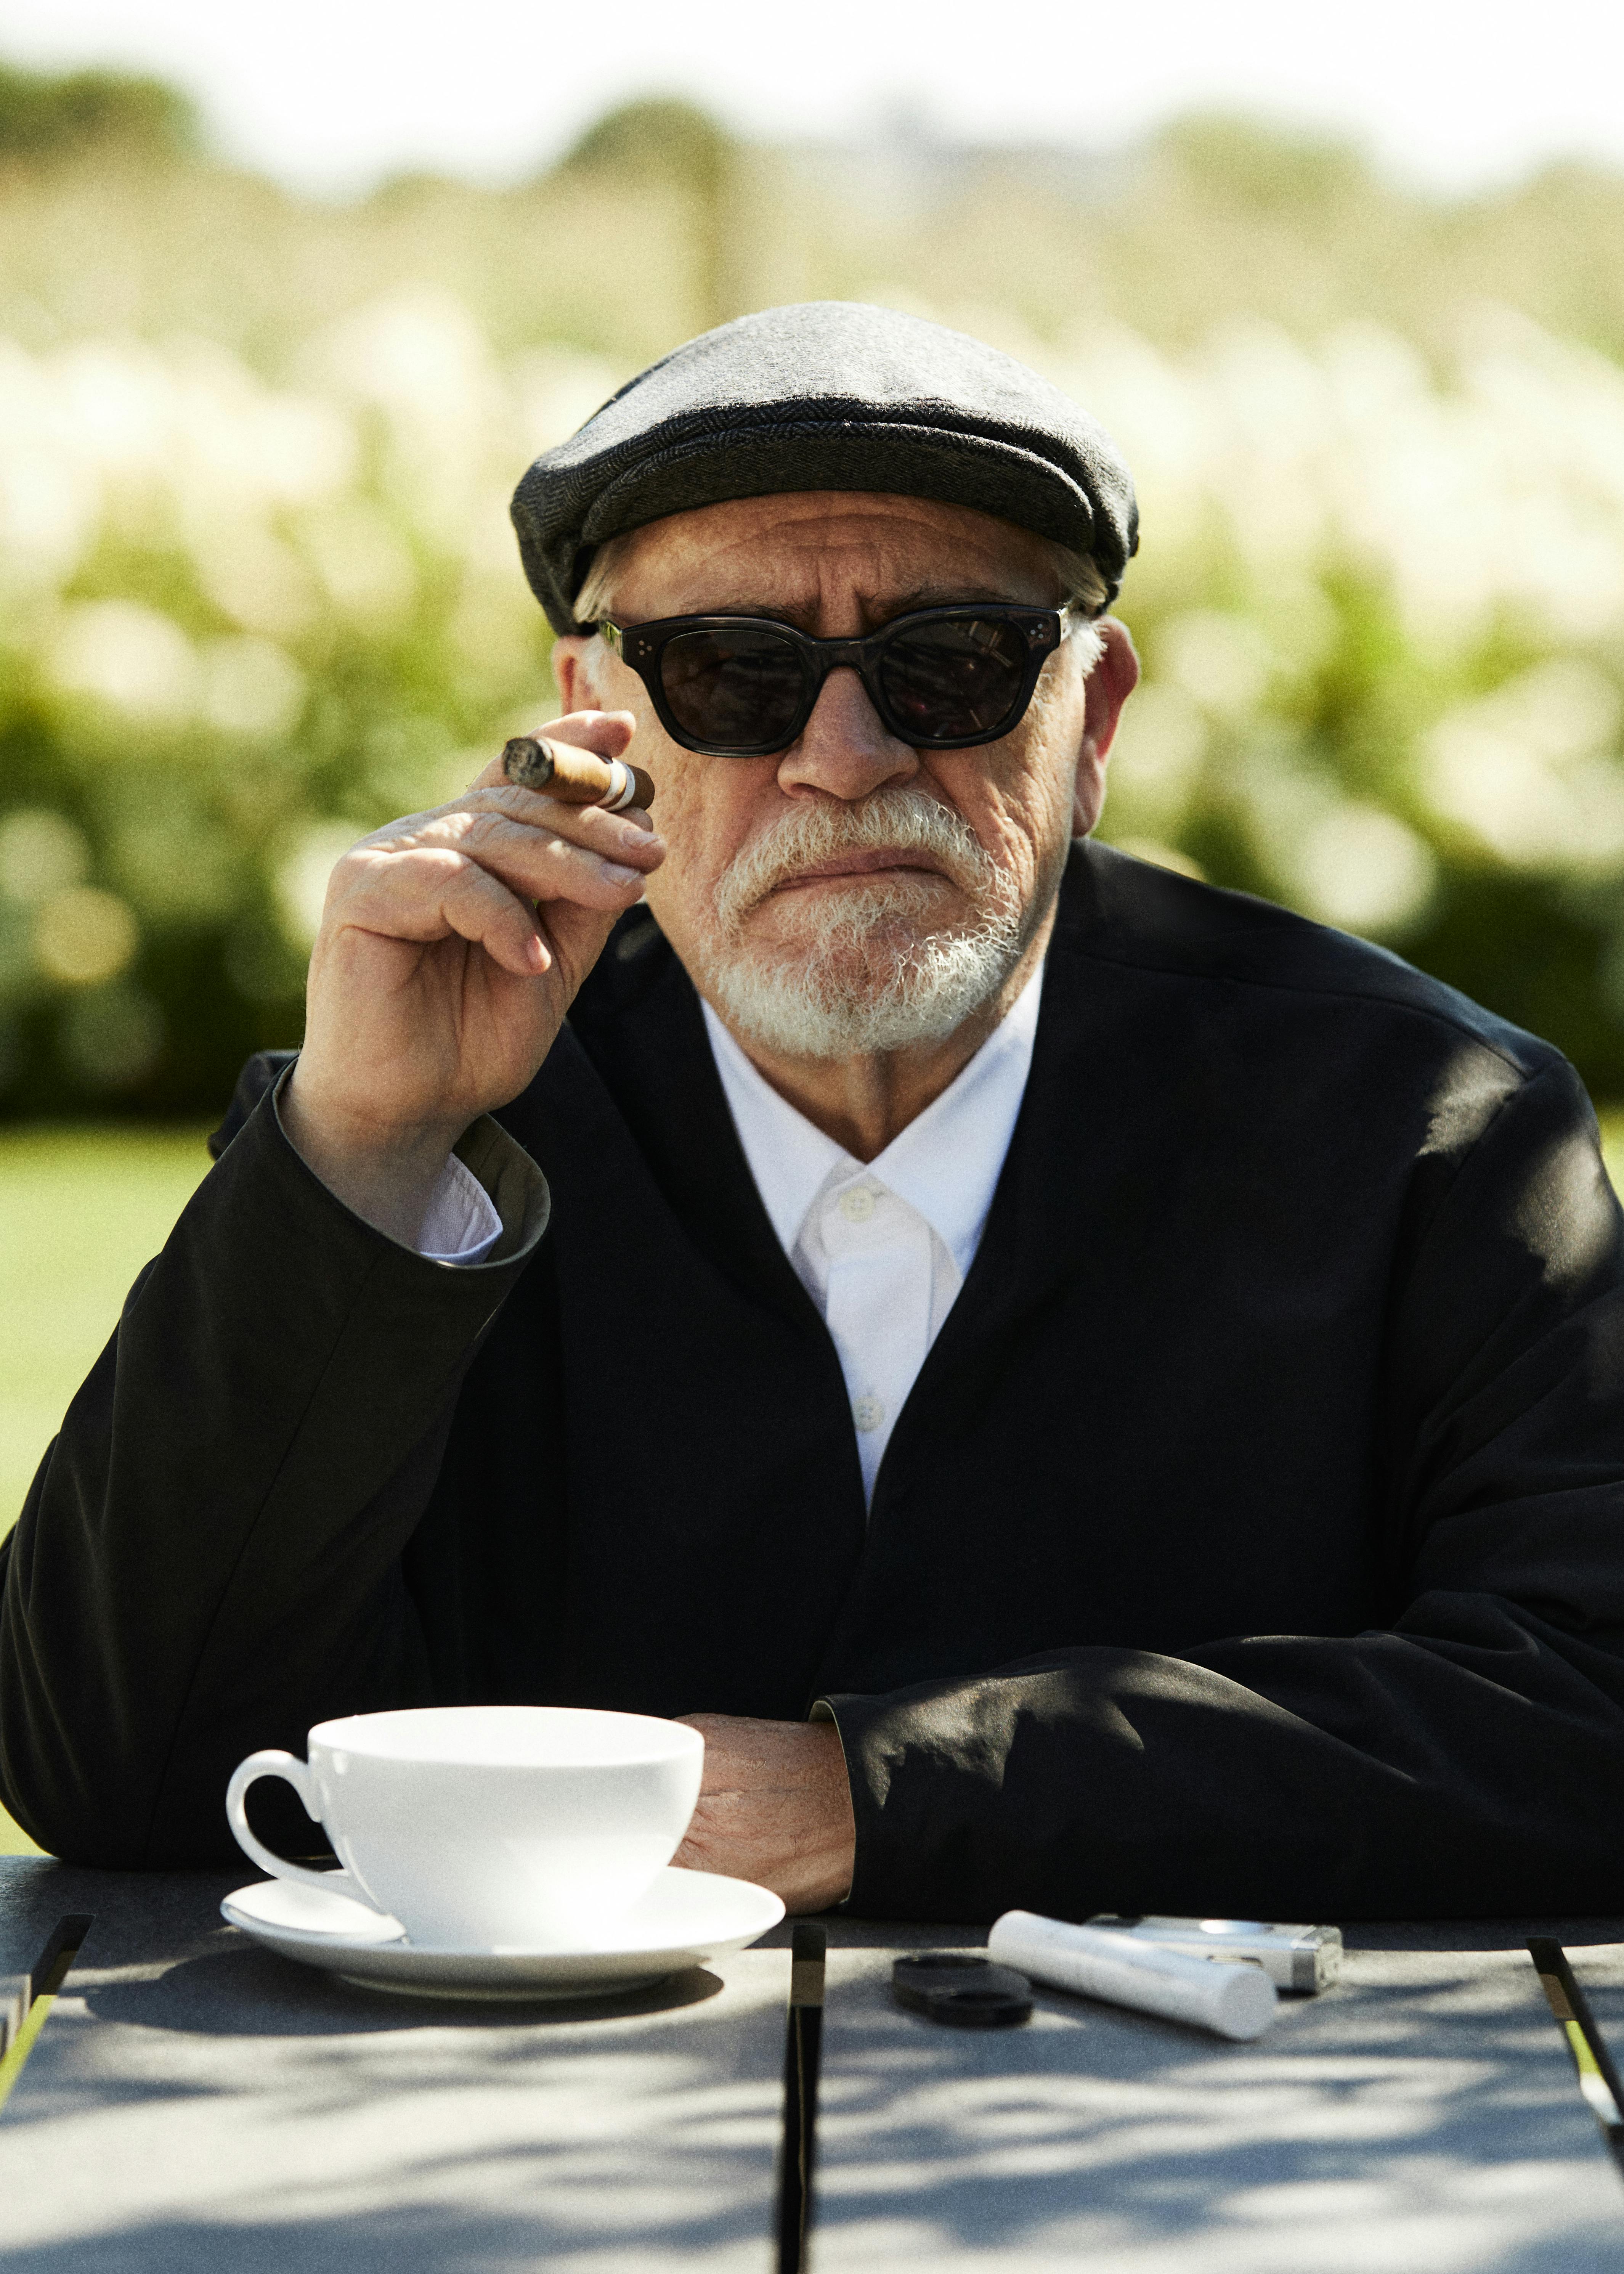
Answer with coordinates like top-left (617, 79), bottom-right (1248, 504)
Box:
top-left (5, 88), bottom-right (1624, 1113)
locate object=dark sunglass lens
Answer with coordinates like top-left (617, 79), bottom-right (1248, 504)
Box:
top-left (657, 628), bottom-right (807, 751)
top-left (877, 616), bottom-right (1031, 741)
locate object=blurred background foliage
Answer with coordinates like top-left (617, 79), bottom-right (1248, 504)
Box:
top-left (6, 70), bottom-right (1624, 1111)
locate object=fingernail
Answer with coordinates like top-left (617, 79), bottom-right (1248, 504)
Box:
top-left (604, 861), bottom-right (641, 885)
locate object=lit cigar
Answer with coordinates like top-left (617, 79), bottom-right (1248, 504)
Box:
top-left (502, 736), bottom-right (655, 812)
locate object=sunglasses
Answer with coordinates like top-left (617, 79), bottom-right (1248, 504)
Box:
top-left (600, 604), bottom-right (1066, 758)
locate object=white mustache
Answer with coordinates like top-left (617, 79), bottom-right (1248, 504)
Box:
top-left (712, 787), bottom-right (1007, 936)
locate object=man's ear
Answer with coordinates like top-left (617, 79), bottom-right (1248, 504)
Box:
top-left (551, 633), bottom-right (599, 716)
top-left (1073, 619), bottom-right (1140, 837)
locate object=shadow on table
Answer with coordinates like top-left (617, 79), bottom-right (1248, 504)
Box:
top-left (6, 1954), bottom-right (779, 2271)
top-left (0, 2201), bottom-right (765, 2274)
top-left (78, 1942), bottom-right (725, 2035)
top-left (7, 1965), bottom-right (778, 2274)
top-left (807, 1952), bottom-right (1624, 2269)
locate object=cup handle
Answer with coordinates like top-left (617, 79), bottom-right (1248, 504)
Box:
top-left (225, 1749), bottom-right (377, 1911)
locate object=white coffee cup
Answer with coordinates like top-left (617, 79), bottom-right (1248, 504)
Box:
top-left (226, 1705), bottom-right (704, 1948)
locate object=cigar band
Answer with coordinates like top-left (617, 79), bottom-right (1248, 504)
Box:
top-left (600, 758), bottom-right (638, 812)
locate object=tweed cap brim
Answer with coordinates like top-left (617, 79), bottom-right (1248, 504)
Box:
top-left (511, 302), bottom-right (1138, 633)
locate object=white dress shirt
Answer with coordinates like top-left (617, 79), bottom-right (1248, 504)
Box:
top-left (417, 1149), bottom-right (504, 1265)
top-left (703, 970), bottom-right (1044, 1502)
top-left (417, 967), bottom-right (1045, 1505)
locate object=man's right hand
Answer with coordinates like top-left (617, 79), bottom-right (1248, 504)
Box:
top-left (281, 708), bottom-right (663, 1245)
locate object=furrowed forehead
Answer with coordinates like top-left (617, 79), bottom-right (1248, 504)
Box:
top-left (587, 493), bottom-right (1063, 620)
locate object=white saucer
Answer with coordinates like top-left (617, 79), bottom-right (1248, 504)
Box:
top-left (221, 1868), bottom-right (785, 2000)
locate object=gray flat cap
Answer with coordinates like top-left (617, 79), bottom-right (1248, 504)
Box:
top-left (511, 301), bottom-right (1138, 633)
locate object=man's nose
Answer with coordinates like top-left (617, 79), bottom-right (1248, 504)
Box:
top-left (777, 666), bottom-right (919, 801)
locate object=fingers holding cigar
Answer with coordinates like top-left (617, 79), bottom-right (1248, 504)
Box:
top-left (450, 708), bottom-right (663, 906)
top-left (502, 736), bottom-right (656, 813)
top-left (467, 709), bottom-right (647, 809)
top-left (324, 713), bottom-right (663, 989)
top-left (289, 710), bottom-right (658, 1227)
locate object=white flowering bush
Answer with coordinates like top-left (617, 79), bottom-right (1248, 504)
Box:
top-left (4, 269), bottom-right (1624, 1105)
top-left (0, 291), bottom-right (622, 1106)
top-left (1058, 308), bottom-right (1624, 1089)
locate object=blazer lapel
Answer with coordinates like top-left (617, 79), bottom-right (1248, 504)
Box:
top-left (550, 911), bottom-right (828, 1342)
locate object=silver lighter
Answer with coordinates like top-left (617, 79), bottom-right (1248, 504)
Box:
top-left (1084, 1915), bottom-right (1343, 1995)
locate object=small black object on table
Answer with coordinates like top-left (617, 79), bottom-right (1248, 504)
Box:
top-left (892, 1950), bottom-right (1033, 2028)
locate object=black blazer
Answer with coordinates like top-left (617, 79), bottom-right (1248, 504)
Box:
top-left (6, 843), bottom-right (1624, 1919)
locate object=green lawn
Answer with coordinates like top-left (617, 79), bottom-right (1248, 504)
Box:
top-left (5, 1108), bottom-right (1624, 1858)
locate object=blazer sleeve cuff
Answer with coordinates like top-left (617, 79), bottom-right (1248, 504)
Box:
top-left (270, 1066), bottom-right (550, 1270)
top-left (809, 1687), bottom-right (932, 1919)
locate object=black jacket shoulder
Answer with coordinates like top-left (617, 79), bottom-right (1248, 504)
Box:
top-left (1063, 839), bottom-right (1562, 1082)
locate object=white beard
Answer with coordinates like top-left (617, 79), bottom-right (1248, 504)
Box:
top-left (694, 788), bottom-right (1029, 1060)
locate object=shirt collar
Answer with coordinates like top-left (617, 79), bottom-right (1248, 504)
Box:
top-left (703, 1004), bottom-right (847, 1257)
top-left (702, 960), bottom-right (1045, 1276)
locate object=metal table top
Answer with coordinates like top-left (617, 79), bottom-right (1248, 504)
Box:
top-left (3, 1856), bottom-right (1623, 2271)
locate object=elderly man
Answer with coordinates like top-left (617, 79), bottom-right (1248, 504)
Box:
top-left (4, 303), bottom-right (1624, 1920)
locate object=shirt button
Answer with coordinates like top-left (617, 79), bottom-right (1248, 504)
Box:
top-left (852, 1393), bottom-right (885, 1433)
top-left (839, 1187), bottom-right (878, 1224)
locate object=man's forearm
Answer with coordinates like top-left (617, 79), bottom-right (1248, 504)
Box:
top-left (672, 1712), bottom-right (855, 1911)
